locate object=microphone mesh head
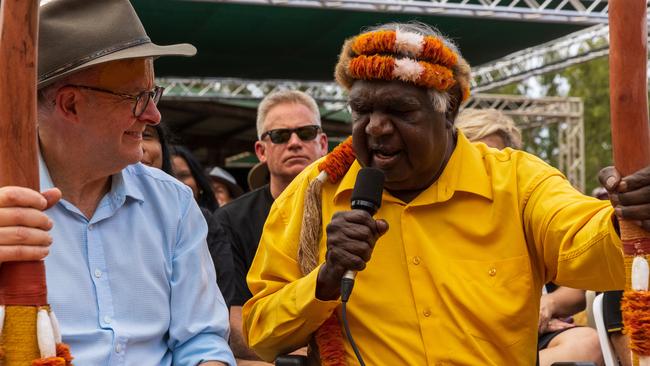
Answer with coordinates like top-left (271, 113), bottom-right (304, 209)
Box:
top-left (351, 167), bottom-right (385, 210)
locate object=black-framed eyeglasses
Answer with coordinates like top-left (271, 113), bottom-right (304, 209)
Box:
top-left (66, 84), bottom-right (164, 118)
top-left (260, 125), bottom-right (321, 144)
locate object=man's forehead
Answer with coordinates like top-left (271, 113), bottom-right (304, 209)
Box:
top-left (264, 102), bottom-right (318, 127)
top-left (96, 58), bottom-right (154, 90)
top-left (349, 81), bottom-right (426, 104)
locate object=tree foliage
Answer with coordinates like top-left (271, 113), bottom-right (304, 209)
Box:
top-left (560, 57), bottom-right (613, 194)
top-left (493, 57), bottom-right (613, 194)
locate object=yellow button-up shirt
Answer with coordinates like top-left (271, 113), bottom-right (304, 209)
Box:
top-left (243, 132), bottom-right (624, 365)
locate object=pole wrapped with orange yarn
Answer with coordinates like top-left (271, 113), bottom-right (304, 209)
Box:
top-left (0, 1), bottom-right (72, 365)
top-left (608, 1), bottom-right (650, 365)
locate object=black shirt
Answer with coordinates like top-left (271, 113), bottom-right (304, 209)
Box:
top-left (207, 185), bottom-right (274, 306)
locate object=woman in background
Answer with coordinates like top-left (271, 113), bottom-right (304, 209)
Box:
top-left (170, 145), bottom-right (219, 215)
top-left (141, 124), bottom-right (174, 175)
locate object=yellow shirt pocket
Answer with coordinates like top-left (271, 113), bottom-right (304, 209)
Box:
top-left (440, 255), bottom-right (535, 347)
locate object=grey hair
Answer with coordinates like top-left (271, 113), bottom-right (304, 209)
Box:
top-left (37, 66), bottom-right (101, 115)
top-left (256, 90), bottom-right (321, 139)
top-left (427, 89), bottom-right (451, 114)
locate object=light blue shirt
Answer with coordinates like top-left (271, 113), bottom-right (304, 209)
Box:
top-left (40, 158), bottom-right (235, 366)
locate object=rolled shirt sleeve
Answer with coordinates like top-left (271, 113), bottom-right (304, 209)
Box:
top-left (169, 197), bottom-right (236, 366)
top-left (520, 154), bottom-right (625, 290)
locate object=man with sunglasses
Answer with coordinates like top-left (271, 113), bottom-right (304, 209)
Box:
top-left (207, 90), bottom-right (327, 363)
top-left (0, 0), bottom-right (234, 365)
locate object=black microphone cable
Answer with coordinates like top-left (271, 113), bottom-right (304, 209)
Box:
top-left (339, 167), bottom-right (384, 366)
top-left (341, 285), bottom-right (365, 366)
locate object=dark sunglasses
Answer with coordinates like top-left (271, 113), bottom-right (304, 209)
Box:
top-left (260, 125), bottom-right (321, 144)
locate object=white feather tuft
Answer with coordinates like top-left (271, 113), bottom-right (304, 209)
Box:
top-left (393, 58), bottom-right (424, 83)
top-left (632, 256), bottom-right (649, 291)
top-left (49, 310), bottom-right (62, 344)
top-left (37, 309), bottom-right (57, 358)
top-left (0, 305), bottom-right (5, 337)
top-left (395, 29), bottom-right (424, 57)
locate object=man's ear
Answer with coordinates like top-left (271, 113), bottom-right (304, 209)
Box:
top-left (54, 86), bottom-right (80, 122)
top-left (254, 140), bottom-right (267, 163)
top-left (318, 132), bottom-right (328, 157)
top-left (445, 84), bottom-right (463, 128)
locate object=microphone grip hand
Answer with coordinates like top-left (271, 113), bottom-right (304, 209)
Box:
top-left (315, 211), bottom-right (388, 301)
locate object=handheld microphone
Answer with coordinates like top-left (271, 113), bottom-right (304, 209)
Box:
top-left (341, 167), bottom-right (384, 302)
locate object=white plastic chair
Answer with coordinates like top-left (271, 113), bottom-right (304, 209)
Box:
top-left (592, 293), bottom-right (618, 366)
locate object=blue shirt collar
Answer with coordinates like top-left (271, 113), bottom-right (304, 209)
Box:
top-left (38, 151), bottom-right (144, 204)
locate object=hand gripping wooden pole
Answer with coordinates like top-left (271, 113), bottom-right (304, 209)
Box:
top-left (608, 1), bottom-right (650, 365)
top-left (0, 1), bottom-right (73, 365)
top-left (0, 0), bottom-right (44, 363)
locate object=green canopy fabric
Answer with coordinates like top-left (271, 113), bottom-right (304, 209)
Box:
top-left (133, 0), bottom-right (589, 170)
top-left (134, 1), bottom-right (587, 80)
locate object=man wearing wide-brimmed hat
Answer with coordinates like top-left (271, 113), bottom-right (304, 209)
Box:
top-left (0, 0), bottom-right (234, 364)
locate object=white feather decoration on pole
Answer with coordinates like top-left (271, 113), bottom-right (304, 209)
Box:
top-left (49, 310), bottom-right (62, 344)
top-left (0, 305), bottom-right (5, 338)
top-left (631, 256), bottom-right (649, 291)
top-left (36, 308), bottom-right (56, 358)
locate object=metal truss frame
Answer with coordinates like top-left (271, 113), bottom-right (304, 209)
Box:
top-left (189, 0), bottom-right (611, 24)
top-left (160, 78), bottom-right (585, 191)
top-left (464, 94), bottom-right (585, 191)
top-left (160, 78), bottom-right (347, 102)
top-left (472, 23), bottom-right (610, 92)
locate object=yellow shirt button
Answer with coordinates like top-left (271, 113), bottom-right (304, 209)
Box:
top-left (488, 267), bottom-right (497, 276)
top-left (412, 256), bottom-right (421, 265)
top-left (423, 309), bottom-right (431, 317)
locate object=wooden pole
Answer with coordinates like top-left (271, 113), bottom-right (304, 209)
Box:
top-left (608, 0), bottom-right (650, 364)
top-left (609, 1), bottom-right (650, 174)
top-left (0, 0), bottom-right (45, 363)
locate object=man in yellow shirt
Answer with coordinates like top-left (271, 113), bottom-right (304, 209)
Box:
top-left (242, 22), bottom-right (646, 365)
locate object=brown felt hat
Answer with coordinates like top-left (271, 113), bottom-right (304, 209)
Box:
top-left (38, 0), bottom-right (196, 89)
top-left (247, 162), bottom-right (269, 191)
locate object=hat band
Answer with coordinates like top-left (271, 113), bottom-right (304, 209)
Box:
top-left (39, 37), bottom-right (152, 83)
top-left (348, 54), bottom-right (457, 93)
top-left (351, 29), bottom-right (458, 68)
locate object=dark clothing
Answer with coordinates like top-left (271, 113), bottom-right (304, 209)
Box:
top-left (537, 328), bottom-right (574, 350)
top-left (201, 207), bottom-right (213, 223)
top-left (207, 211), bottom-right (235, 306)
top-left (603, 290), bottom-right (624, 333)
top-left (207, 185), bottom-right (274, 306)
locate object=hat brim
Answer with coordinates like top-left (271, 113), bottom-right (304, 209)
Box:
top-left (38, 42), bottom-right (197, 89)
top-left (247, 162), bottom-right (270, 191)
top-left (212, 177), bottom-right (244, 198)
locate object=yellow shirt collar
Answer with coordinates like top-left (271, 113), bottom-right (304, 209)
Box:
top-left (333, 131), bottom-right (493, 206)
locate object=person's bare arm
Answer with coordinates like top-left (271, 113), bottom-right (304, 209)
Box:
top-left (538, 287), bottom-right (585, 334)
top-left (199, 362), bottom-right (227, 366)
top-left (230, 306), bottom-right (271, 363)
top-left (542, 286), bottom-right (586, 318)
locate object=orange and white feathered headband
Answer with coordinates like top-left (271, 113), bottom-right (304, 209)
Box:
top-left (335, 28), bottom-right (471, 102)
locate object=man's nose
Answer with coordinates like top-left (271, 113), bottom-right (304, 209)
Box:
top-left (366, 112), bottom-right (394, 136)
top-left (286, 131), bottom-right (303, 147)
top-left (139, 96), bottom-right (162, 126)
